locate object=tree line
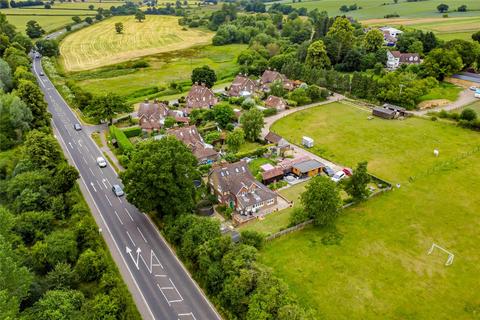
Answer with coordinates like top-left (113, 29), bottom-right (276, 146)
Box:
top-left (207, 6), bottom-right (480, 108)
top-left (0, 13), bottom-right (141, 319)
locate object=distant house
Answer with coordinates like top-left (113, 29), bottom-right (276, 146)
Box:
top-left (138, 99), bottom-right (188, 131)
top-left (186, 83), bottom-right (218, 111)
top-left (264, 95), bottom-right (287, 111)
top-left (260, 70), bottom-right (296, 92)
top-left (138, 100), bottom-right (168, 131)
top-left (228, 74), bottom-right (257, 97)
top-left (264, 131), bottom-right (283, 144)
top-left (292, 159), bottom-right (324, 178)
top-left (264, 131), bottom-right (292, 157)
top-left (386, 51), bottom-right (421, 69)
top-left (208, 161), bottom-right (278, 215)
top-left (167, 125), bottom-right (218, 164)
top-left (379, 26), bottom-right (403, 38)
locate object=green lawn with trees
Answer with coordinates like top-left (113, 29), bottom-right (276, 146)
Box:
top-left (61, 44), bottom-right (246, 102)
top-left (258, 101), bottom-right (480, 319)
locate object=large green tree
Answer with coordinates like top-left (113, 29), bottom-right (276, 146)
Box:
top-left (25, 20), bottom-right (45, 39)
top-left (191, 65), bottom-right (217, 88)
top-left (24, 130), bottom-right (62, 170)
top-left (120, 137), bottom-right (198, 217)
top-left (324, 17), bottom-right (354, 64)
top-left (363, 29), bottom-right (384, 53)
top-left (36, 39), bottom-right (60, 57)
top-left (422, 48), bottom-right (463, 80)
top-left (0, 92), bottom-right (32, 150)
top-left (212, 103), bottom-right (235, 128)
top-left (27, 289), bottom-right (84, 320)
top-left (85, 93), bottom-right (131, 125)
top-left (225, 127), bottom-right (245, 153)
top-left (305, 40), bottom-right (331, 69)
top-left (240, 108), bottom-right (264, 142)
top-left (344, 161), bottom-right (370, 201)
top-left (301, 175), bottom-right (342, 226)
top-left (15, 80), bottom-right (49, 128)
top-left (135, 10), bottom-right (145, 22)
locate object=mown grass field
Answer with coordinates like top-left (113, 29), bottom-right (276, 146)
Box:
top-left (0, 1), bottom-right (117, 33)
top-left (267, 0), bottom-right (480, 20)
top-left (458, 99), bottom-right (480, 113)
top-left (363, 16), bottom-right (480, 41)
top-left (68, 43), bottom-right (246, 100)
top-left (60, 15), bottom-right (214, 72)
top-left (259, 102), bottom-right (480, 319)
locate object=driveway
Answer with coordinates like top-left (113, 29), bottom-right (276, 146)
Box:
top-left (262, 94), bottom-right (345, 172)
top-left (413, 88), bottom-right (477, 116)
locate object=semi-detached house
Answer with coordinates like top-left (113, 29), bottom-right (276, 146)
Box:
top-left (208, 161), bottom-right (277, 215)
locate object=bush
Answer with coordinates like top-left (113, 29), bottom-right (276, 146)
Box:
top-left (203, 131), bottom-right (221, 144)
top-left (132, 60), bottom-right (149, 68)
top-left (460, 108), bottom-right (477, 121)
top-left (262, 108), bottom-right (277, 117)
top-left (121, 126), bottom-right (142, 138)
top-left (431, 116), bottom-right (437, 121)
top-left (109, 126), bottom-right (133, 154)
top-left (235, 146), bottom-right (268, 159)
top-left (240, 230), bottom-right (265, 249)
top-left (288, 207), bottom-right (310, 227)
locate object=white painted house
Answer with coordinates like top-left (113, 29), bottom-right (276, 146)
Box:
top-left (386, 51), bottom-right (421, 70)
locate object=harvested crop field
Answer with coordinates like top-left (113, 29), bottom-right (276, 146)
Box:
top-left (59, 15), bottom-right (214, 72)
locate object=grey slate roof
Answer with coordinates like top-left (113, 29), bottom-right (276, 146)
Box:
top-left (292, 159), bottom-right (324, 173)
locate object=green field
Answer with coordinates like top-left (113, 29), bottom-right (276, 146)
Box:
top-left (0, 2), bottom-right (114, 33)
top-left (457, 99), bottom-right (480, 113)
top-left (259, 102), bottom-right (480, 319)
top-left (67, 43), bottom-right (246, 100)
top-left (268, 0), bottom-right (480, 19)
top-left (363, 16), bottom-right (480, 41)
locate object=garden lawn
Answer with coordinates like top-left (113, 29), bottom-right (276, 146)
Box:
top-left (240, 181), bottom-right (307, 235)
top-left (248, 158), bottom-right (276, 176)
top-left (260, 101), bottom-right (480, 319)
top-left (59, 15), bottom-right (214, 71)
top-left (267, 0), bottom-right (480, 20)
top-left (418, 82), bottom-right (462, 103)
top-left (68, 44), bottom-right (246, 100)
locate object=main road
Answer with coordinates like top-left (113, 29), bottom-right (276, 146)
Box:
top-left (32, 58), bottom-right (222, 320)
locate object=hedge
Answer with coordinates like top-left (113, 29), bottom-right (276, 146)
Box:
top-left (109, 125), bottom-right (134, 153)
top-left (235, 145), bottom-right (271, 160)
top-left (121, 126), bottom-right (142, 138)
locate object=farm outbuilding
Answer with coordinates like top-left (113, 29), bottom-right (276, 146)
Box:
top-left (292, 159), bottom-right (324, 177)
top-left (372, 107), bottom-right (396, 119)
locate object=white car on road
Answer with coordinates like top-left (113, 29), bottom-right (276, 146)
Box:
top-left (96, 156), bottom-right (107, 168)
top-left (331, 171), bottom-right (346, 183)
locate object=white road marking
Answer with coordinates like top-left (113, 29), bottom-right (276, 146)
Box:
top-left (114, 210), bottom-right (123, 225)
top-left (126, 246), bottom-right (141, 270)
top-left (157, 283), bottom-right (172, 306)
top-left (90, 182), bottom-right (97, 192)
top-left (126, 231), bottom-right (136, 247)
top-left (89, 167), bottom-right (94, 175)
top-left (125, 208), bottom-right (134, 221)
top-left (137, 227), bottom-right (147, 243)
top-left (49, 91), bottom-right (156, 320)
top-left (78, 139), bottom-right (83, 147)
top-left (178, 312), bottom-right (197, 320)
top-left (101, 179), bottom-right (108, 188)
top-left (104, 194), bottom-right (112, 206)
top-left (66, 128), bottom-right (72, 137)
top-left (68, 142), bottom-right (73, 149)
top-left (118, 197), bottom-right (123, 203)
top-left (82, 156), bottom-right (87, 164)
top-left (96, 180), bottom-right (102, 190)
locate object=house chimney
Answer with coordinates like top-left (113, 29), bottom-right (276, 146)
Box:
top-left (153, 98), bottom-right (158, 104)
top-left (144, 99), bottom-right (149, 103)
top-left (201, 83), bottom-right (206, 87)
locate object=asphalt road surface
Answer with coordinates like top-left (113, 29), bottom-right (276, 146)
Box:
top-left (32, 58), bottom-right (221, 320)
